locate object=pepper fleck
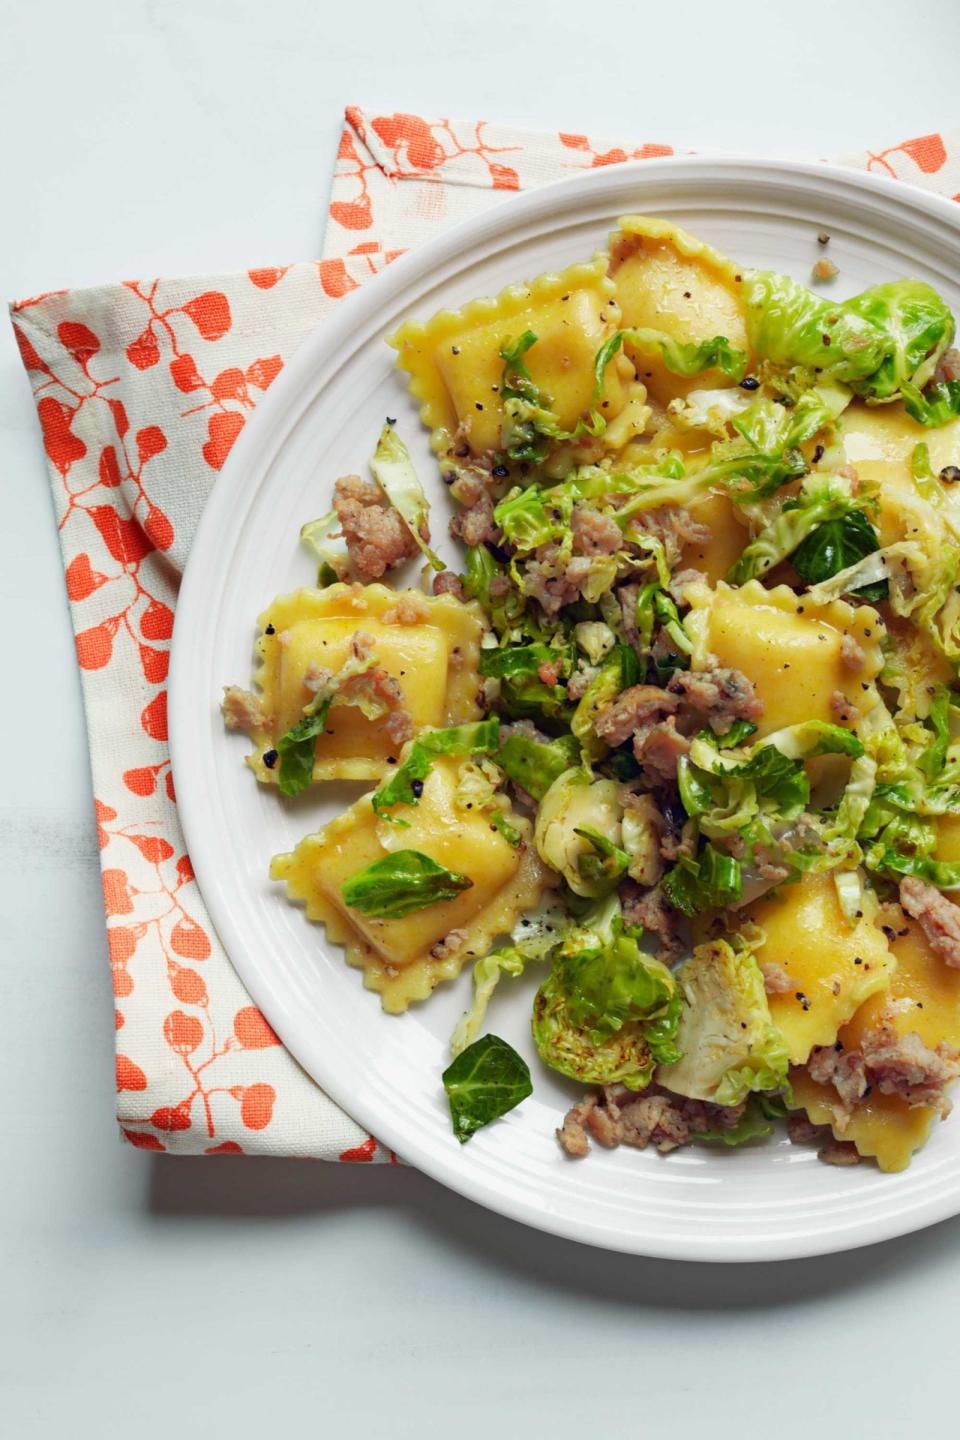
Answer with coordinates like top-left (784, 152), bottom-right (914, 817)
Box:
top-left (475, 402), bottom-right (484, 411)
top-left (263, 749), bottom-right (279, 770)
top-left (940, 465), bottom-right (960, 484)
top-left (411, 779), bottom-right (424, 799)
top-left (492, 463), bottom-right (509, 478)
top-left (822, 333), bottom-right (832, 347)
top-left (817, 231), bottom-right (830, 246)
top-left (812, 444), bottom-right (825, 464)
top-left (740, 376), bottom-right (760, 391)
top-left (265, 623), bottom-right (276, 635)
top-left (451, 346), bottom-right (460, 355)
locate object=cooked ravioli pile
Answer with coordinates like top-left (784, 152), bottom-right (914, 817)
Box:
top-left (224, 216), bottom-right (960, 1171)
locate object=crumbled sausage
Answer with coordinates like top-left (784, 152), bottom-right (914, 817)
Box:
top-left (428, 928), bottom-right (468, 963)
top-left (899, 876), bottom-right (960, 968)
top-left (756, 859), bottom-right (790, 885)
top-left (594, 685), bottom-right (678, 747)
top-left (221, 686), bottom-right (268, 733)
top-left (760, 960), bottom-right (795, 995)
top-left (383, 593), bottom-right (431, 625)
top-left (617, 582), bottom-right (641, 650)
top-left (787, 1114), bottom-right (824, 1146)
top-left (384, 707), bottom-right (415, 745)
top-left (860, 1023), bottom-right (960, 1115)
top-left (523, 547), bottom-right (599, 616)
top-left (350, 629), bottom-right (376, 662)
top-left (556, 1098), bottom-right (595, 1158)
top-left (840, 634), bottom-right (866, 672)
top-left (667, 664), bottom-right (763, 735)
top-left (334, 473), bottom-right (422, 582)
top-left (807, 1044), bottom-right (868, 1107)
top-left (625, 506), bottom-right (711, 569)
top-left (558, 1084), bottom-right (748, 1157)
top-left (830, 689), bottom-right (859, 726)
top-left (620, 880), bottom-right (685, 963)
top-left (818, 1139), bottom-right (861, 1166)
top-left (339, 667), bottom-right (403, 710)
top-left (450, 492), bottom-right (501, 548)
top-left (667, 567), bottom-right (706, 603)
top-left (566, 664), bottom-right (599, 702)
top-left (633, 717), bottom-right (691, 780)
top-left (571, 503), bottom-right (623, 556)
top-left (616, 1093), bottom-right (691, 1151)
top-left (812, 258), bottom-right (839, 282)
top-left (432, 570), bottom-right (465, 598)
top-left (303, 663), bottom-right (334, 695)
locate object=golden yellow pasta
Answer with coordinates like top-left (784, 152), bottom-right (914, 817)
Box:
top-left (750, 873), bottom-right (894, 1063)
top-left (248, 583), bottom-right (484, 783)
top-left (389, 254), bottom-right (634, 457)
top-left (270, 757), bottom-right (549, 1011)
top-left (679, 490), bottom-right (752, 584)
top-left (791, 919), bottom-right (960, 1171)
top-left (683, 579), bottom-right (885, 736)
top-left (843, 403), bottom-right (960, 471)
top-left (609, 216), bottom-right (750, 403)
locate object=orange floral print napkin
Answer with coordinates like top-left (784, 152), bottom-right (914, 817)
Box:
top-left (10, 108), bottom-right (960, 1160)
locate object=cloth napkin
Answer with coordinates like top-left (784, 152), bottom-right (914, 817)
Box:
top-left (11, 108), bottom-right (960, 1160)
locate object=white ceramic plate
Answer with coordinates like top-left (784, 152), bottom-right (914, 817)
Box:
top-left (170, 157), bottom-right (960, 1261)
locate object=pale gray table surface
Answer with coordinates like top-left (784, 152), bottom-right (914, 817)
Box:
top-left (3, 1), bottom-right (960, 1434)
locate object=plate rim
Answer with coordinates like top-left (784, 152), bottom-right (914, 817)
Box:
top-left (170, 153), bottom-right (960, 1261)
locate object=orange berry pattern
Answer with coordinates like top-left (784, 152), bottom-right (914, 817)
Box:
top-left (8, 106), bottom-right (959, 1160)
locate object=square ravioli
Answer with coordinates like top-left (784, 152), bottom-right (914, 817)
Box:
top-left (388, 253), bottom-right (631, 456)
top-left (683, 579), bottom-right (886, 737)
top-left (608, 216), bottom-right (750, 403)
top-left (750, 872), bottom-right (894, 1063)
top-left (246, 583), bottom-right (484, 783)
top-left (791, 918), bottom-right (960, 1171)
top-left (270, 757), bottom-right (549, 1011)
